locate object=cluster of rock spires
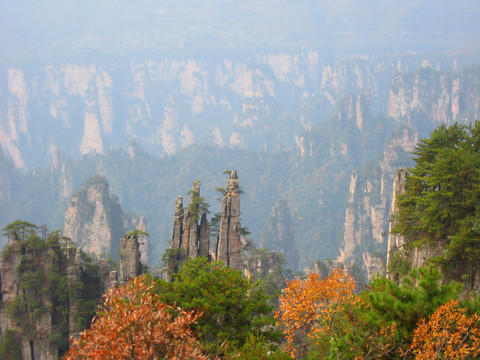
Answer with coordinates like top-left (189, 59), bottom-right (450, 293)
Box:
top-left (0, 170), bottom-right (254, 360)
top-left (168, 171), bottom-right (243, 277)
top-left (170, 181), bottom-right (210, 267)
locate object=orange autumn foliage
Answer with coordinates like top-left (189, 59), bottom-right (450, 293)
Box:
top-left (408, 299), bottom-right (480, 360)
top-left (275, 268), bottom-right (356, 357)
top-left (64, 276), bottom-right (206, 360)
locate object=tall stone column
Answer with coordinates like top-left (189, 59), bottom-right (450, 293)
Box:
top-left (171, 196), bottom-right (184, 250)
top-left (0, 237), bottom-right (22, 333)
top-left (67, 247), bottom-right (83, 340)
top-left (198, 213), bottom-right (210, 258)
top-left (187, 181), bottom-right (202, 258)
top-left (119, 233), bottom-right (141, 285)
top-left (386, 169), bottom-right (407, 277)
top-left (216, 171), bottom-right (242, 271)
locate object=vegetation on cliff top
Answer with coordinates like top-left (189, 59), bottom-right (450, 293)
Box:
top-left (393, 121), bottom-right (480, 283)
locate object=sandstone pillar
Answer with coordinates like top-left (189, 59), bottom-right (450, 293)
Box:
top-left (217, 171), bottom-right (242, 271)
top-left (386, 169), bottom-right (407, 277)
top-left (119, 233), bottom-right (141, 285)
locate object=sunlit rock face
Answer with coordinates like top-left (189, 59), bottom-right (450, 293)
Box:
top-left (388, 66), bottom-right (480, 128)
top-left (63, 175), bottom-right (124, 258)
top-left (1, 52), bottom-right (479, 173)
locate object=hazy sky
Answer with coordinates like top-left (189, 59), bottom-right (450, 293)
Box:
top-left (1, 1), bottom-right (479, 64)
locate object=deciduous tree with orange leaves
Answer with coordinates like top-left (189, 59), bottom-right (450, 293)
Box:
top-left (408, 299), bottom-right (480, 360)
top-left (276, 268), bottom-right (398, 359)
top-left (64, 276), bottom-right (206, 360)
top-left (275, 269), bottom-right (356, 357)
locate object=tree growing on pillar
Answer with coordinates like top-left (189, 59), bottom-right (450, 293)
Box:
top-left (216, 170), bottom-right (243, 271)
top-left (167, 181), bottom-right (211, 279)
top-left (167, 171), bottom-right (245, 276)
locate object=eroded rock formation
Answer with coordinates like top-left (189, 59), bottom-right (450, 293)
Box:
top-left (119, 232), bottom-right (142, 285)
top-left (388, 66), bottom-right (480, 126)
top-left (216, 171), bottom-right (243, 271)
top-left (0, 228), bottom-right (105, 359)
top-left (0, 222), bottom-right (138, 358)
top-left (244, 249), bottom-right (282, 281)
top-left (63, 175), bottom-right (124, 258)
top-left (66, 246), bottom-right (83, 340)
top-left (168, 171), bottom-right (245, 275)
top-left (386, 169), bottom-right (443, 281)
top-left (339, 126), bottom-right (417, 280)
top-left (171, 196), bottom-right (184, 250)
top-left (62, 175), bottom-right (150, 265)
top-left (386, 169), bottom-right (408, 273)
top-left (168, 181), bottom-right (210, 276)
top-left (131, 215), bottom-right (149, 265)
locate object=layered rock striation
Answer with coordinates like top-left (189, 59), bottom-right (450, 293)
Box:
top-left (388, 66), bottom-right (480, 128)
top-left (4, 53), bottom-right (476, 172)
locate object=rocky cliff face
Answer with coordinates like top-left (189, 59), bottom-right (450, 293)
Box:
top-left (243, 248), bottom-right (286, 295)
top-left (388, 65), bottom-right (480, 129)
top-left (337, 65), bottom-right (480, 281)
top-left (0, 241), bottom-right (59, 360)
top-left (0, 54), bottom-right (321, 169)
top-left (385, 169), bottom-right (464, 285)
top-left (2, 57), bottom-right (480, 279)
top-left (50, 148), bottom-right (74, 207)
top-left (297, 91), bottom-right (388, 163)
top-left (0, 149), bottom-right (18, 244)
top-left (386, 169), bottom-right (408, 275)
top-left (63, 175), bottom-right (124, 258)
top-left (340, 126), bottom-right (417, 279)
top-left (0, 221), bottom-right (143, 358)
top-left (2, 53), bottom-right (476, 171)
top-left (63, 174), bottom-right (149, 262)
top-left (0, 227), bottom-right (103, 359)
top-left (129, 215), bottom-right (150, 267)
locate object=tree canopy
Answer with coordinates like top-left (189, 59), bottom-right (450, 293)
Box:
top-left (157, 257), bottom-right (276, 357)
top-left (393, 121), bottom-right (480, 280)
top-left (65, 276), bottom-right (206, 360)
